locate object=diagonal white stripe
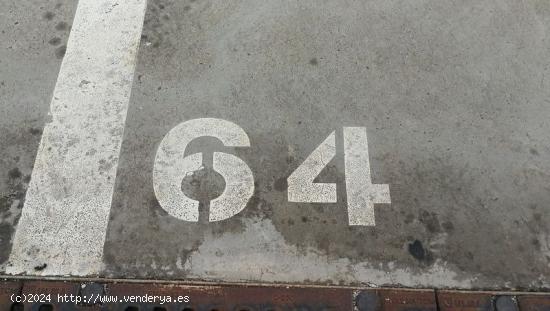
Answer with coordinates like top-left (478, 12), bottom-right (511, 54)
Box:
top-left (7, 0), bottom-right (147, 276)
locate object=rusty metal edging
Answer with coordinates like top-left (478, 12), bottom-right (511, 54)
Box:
top-left (1, 277), bottom-right (549, 311)
top-left (3, 275), bottom-right (549, 294)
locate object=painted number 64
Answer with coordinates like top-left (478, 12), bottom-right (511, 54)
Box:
top-left (153, 118), bottom-right (390, 226)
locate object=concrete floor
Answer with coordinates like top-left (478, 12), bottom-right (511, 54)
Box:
top-left (1, 0), bottom-right (550, 289)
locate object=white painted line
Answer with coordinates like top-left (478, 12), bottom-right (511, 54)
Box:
top-left (343, 127), bottom-right (390, 226)
top-left (7, 0), bottom-right (147, 276)
top-left (287, 131), bottom-right (337, 203)
top-left (153, 118), bottom-right (254, 222)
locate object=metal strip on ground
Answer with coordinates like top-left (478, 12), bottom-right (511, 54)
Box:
top-left (2, 278), bottom-right (550, 311)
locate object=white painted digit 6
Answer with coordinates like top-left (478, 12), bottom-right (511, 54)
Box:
top-left (153, 118), bottom-right (254, 222)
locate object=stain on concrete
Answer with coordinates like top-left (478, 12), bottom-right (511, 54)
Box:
top-left (181, 167), bottom-right (226, 203)
top-left (48, 37), bottom-right (61, 46)
top-left (441, 221), bottom-right (455, 233)
top-left (29, 128), bottom-right (42, 136)
top-left (34, 263), bottom-right (47, 271)
top-left (408, 240), bottom-right (426, 261)
top-left (418, 210), bottom-right (441, 233)
top-left (8, 168), bottom-right (22, 180)
top-left (43, 11), bottom-right (55, 20)
top-left (54, 45), bottom-right (66, 59)
top-left (182, 218), bottom-right (476, 287)
top-left (55, 21), bottom-right (68, 31)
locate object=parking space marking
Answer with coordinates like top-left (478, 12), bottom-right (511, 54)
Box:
top-left (7, 0), bottom-right (147, 275)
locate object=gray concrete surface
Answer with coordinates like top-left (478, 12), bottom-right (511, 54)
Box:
top-left (1, 0), bottom-right (550, 289)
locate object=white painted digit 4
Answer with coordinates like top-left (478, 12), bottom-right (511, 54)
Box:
top-left (287, 127), bottom-right (390, 226)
